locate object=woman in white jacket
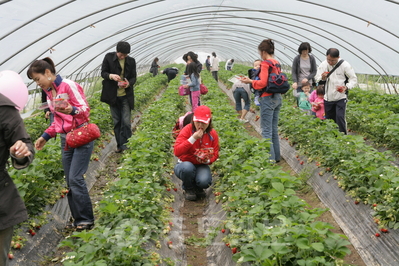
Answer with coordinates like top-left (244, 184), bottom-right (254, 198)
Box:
top-left (210, 52), bottom-right (220, 81)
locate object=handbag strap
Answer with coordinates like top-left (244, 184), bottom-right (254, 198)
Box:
top-left (326, 59), bottom-right (345, 78)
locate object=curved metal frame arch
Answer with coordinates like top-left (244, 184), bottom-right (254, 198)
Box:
top-left (0, 0), bottom-right (161, 67)
top-left (3, 1), bottom-right (398, 91)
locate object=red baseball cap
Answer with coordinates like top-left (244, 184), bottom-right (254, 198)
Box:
top-left (193, 105), bottom-right (212, 124)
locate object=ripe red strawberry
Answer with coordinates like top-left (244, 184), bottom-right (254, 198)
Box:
top-left (169, 222), bottom-right (173, 226)
top-left (373, 203), bottom-right (377, 207)
top-left (300, 161), bottom-right (304, 165)
top-left (232, 247), bottom-right (238, 254)
top-left (166, 188), bottom-right (171, 191)
top-left (173, 188), bottom-right (177, 192)
top-left (221, 229), bottom-right (225, 233)
top-left (13, 243), bottom-right (21, 249)
top-left (168, 241), bottom-right (172, 245)
top-left (354, 200), bottom-right (360, 205)
top-left (8, 253), bottom-right (14, 260)
top-left (225, 243), bottom-right (230, 247)
top-left (295, 155), bottom-right (299, 158)
top-left (31, 231), bottom-right (36, 236)
top-left (61, 194), bottom-right (65, 198)
top-left (375, 233), bottom-right (380, 237)
top-left (380, 228), bottom-right (388, 233)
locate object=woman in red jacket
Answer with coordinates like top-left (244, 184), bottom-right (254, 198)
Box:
top-left (241, 39), bottom-right (282, 162)
top-left (174, 106), bottom-right (219, 201)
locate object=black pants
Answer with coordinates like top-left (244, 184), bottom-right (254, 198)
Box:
top-left (212, 71), bottom-right (218, 81)
top-left (324, 98), bottom-right (347, 134)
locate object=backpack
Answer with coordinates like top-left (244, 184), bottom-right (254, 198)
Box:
top-left (259, 60), bottom-right (290, 94)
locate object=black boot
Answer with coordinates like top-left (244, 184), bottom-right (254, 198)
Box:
top-left (184, 189), bottom-right (197, 201)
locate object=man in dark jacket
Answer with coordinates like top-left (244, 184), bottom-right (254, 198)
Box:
top-left (0, 93), bottom-right (34, 265)
top-left (162, 67), bottom-right (179, 82)
top-left (100, 41), bottom-right (137, 153)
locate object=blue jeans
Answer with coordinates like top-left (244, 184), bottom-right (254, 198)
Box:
top-left (110, 96), bottom-right (132, 150)
top-left (260, 94), bottom-right (282, 162)
top-left (174, 161), bottom-right (212, 190)
top-left (233, 88), bottom-right (250, 111)
top-left (61, 135), bottom-right (94, 226)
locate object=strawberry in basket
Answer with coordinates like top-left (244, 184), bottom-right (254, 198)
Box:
top-left (194, 148), bottom-right (214, 163)
top-left (53, 98), bottom-right (68, 111)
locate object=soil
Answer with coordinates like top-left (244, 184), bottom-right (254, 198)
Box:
top-left (180, 199), bottom-right (208, 265)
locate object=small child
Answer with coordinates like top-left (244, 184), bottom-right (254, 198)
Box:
top-left (298, 81), bottom-right (312, 115)
top-left (311, 85), bottom-right (325, 120)
top-left (248, 59), bottom-right (262, 106)
top-left (172, 112), bottom-right (193, 139)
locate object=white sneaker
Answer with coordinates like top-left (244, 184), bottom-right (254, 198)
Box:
top-left (240, 119), bottom-right (249, 123)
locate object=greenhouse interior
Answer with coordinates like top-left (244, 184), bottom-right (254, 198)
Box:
top-left (0, 0), bottom-right (399, 265)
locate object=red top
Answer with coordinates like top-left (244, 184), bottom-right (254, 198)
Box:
top-left (174, 124), bottom-right (219, 165)
top-left (252, 58), bottom-right (280, 97)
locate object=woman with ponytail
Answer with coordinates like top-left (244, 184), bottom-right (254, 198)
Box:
top-left (27, 57), bottom-right (95, 231)
top-left (241, 39), bottom-right (282, 163)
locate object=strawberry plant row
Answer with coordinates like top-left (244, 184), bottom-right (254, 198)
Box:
top-left (7, 68), bottom-right (172, 249)
top-left (278, 100), bottom-right (399, 230)
top-left (345, 88), bottom-right (399, 152)
top-left (200, 70), bottom-right (351, 265)
top-left (59, 70), bottom-right (186, 265)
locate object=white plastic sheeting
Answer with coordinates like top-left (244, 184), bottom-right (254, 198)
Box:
top-left (0, 0), bottom-right (398, 82)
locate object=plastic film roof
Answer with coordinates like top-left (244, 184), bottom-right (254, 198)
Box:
top-left (1, 0), bottom-right (399, 82)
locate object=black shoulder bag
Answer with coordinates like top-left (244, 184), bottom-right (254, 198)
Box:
top-left (318, 59), bottom-right (344, 85)
top-left (318, 60), bottom-right (349, 95)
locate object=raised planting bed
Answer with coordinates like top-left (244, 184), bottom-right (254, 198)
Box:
top-left (8, 70), bottom-right (173, 265)
top-left (218, 64), bottom-right (399, 265)
top-left (199, 71), bottom-right (353, 265)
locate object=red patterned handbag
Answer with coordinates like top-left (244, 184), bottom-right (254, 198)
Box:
top-left (66, 122), bottom-right (101, 149)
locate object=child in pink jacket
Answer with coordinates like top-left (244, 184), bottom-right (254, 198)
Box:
top-left (311, 85), bottom-right (325, 120)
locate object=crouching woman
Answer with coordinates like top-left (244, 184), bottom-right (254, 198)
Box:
top-left (174, 106), bottom-right (219, 201)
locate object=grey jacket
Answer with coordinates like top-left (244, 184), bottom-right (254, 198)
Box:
top-left (291, 54), bottom-right (317, 84)
top-left (0, 94), bottom-right (34, 230)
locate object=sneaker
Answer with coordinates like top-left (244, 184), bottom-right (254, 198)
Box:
top-left (254, 96), bottom-right (260, 106)
top-left (184, 189), bottom-right (197, 201)
top-left (194, 187), bottom-right (206, 198)
top-left (240, 119), bottom-right (249, 123)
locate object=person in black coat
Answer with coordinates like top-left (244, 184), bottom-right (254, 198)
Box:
top-left (0, 93), bottom-right (34, 265)
top-left (41, 90), bottom-right (53, 125)
top-left (100, 41), bottom-right (137, 153)
top-left (162, 67), bottom-right (179, 82)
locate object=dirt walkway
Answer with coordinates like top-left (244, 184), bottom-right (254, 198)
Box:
top-left (39, 152), bottom-right (122, 265)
